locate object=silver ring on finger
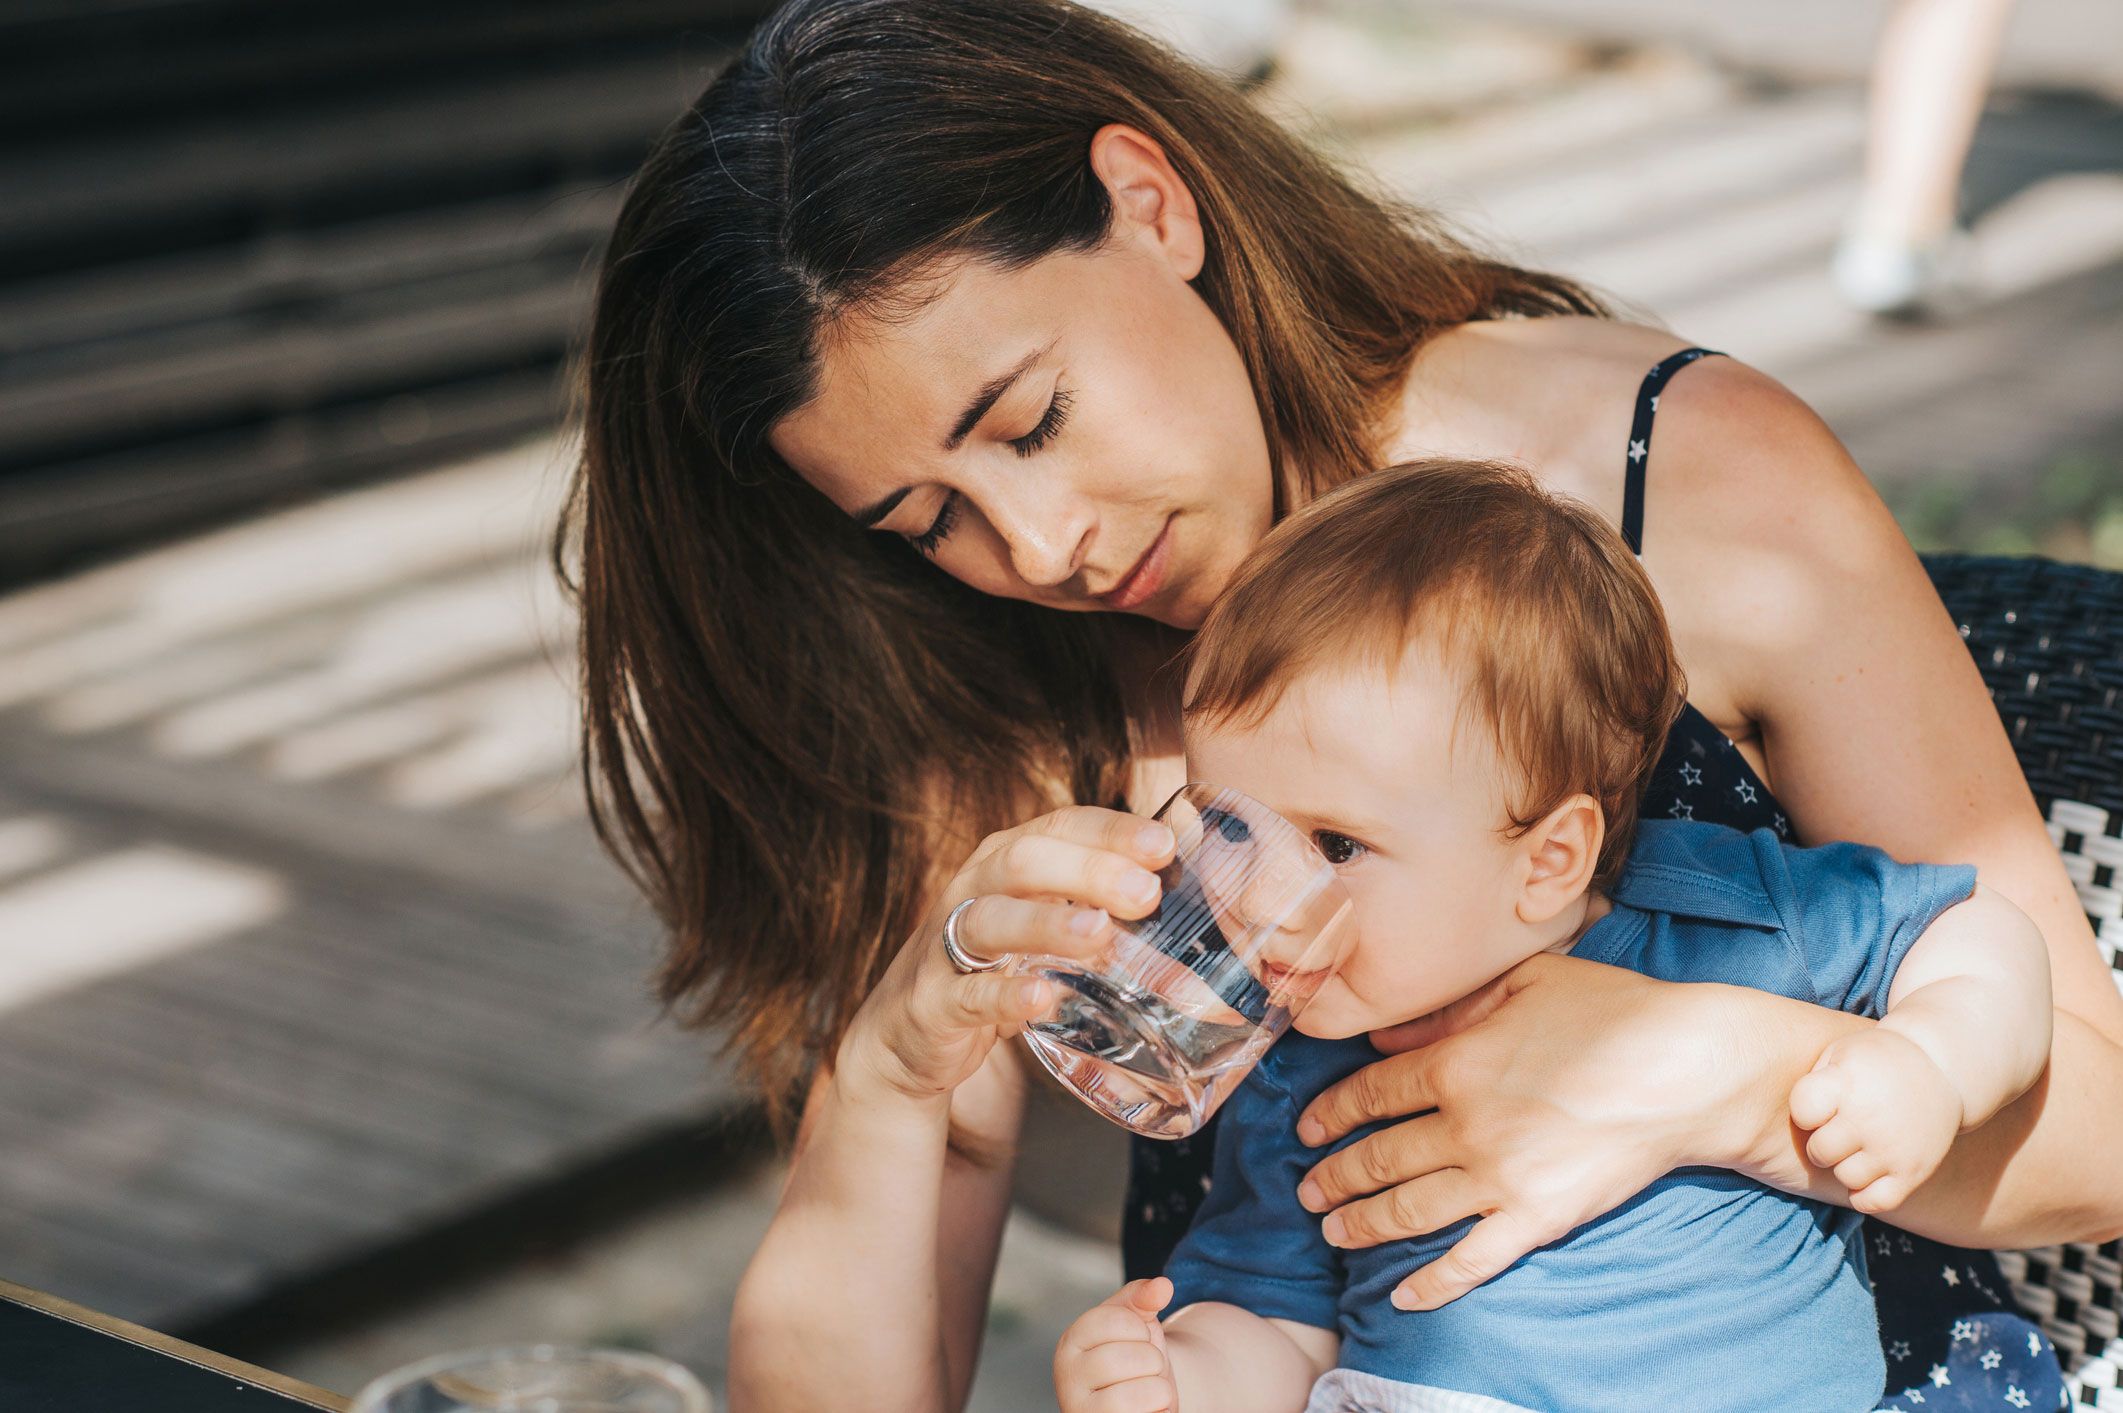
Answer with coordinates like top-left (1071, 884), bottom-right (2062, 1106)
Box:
top-left (941, 897), bottom-right (1005, 974)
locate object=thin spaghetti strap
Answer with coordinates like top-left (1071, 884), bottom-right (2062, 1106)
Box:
top-left (1621, 347), bottom-right (1723, 556)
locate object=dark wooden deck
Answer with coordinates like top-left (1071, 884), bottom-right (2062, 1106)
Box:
top-left (0, 442), bottom-right (737, 1333)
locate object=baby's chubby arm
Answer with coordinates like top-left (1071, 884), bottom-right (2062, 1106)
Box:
top-left (1790, 883), bottom-right (2052, 1212)
top-left (1165, 1298), bottom-right (1337, 1412)
top-left (1054, 1277), bottom-right (1336, 1413)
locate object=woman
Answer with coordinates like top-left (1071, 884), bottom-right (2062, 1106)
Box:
top-left (558, 1), bottom-right (2123, 1407)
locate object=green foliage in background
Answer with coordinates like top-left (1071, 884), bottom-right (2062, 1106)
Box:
top-left (1887, 451), bottom-right (2123, 569)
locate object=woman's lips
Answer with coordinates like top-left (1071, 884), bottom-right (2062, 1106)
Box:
top-left (1100, 518), bottom-right (1174, 612)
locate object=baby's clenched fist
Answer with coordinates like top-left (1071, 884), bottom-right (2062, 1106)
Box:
top-left (1789, 1027), bottom-right (1961, 1214)
top-left (1056, 1277), bottom-right (1179, 1413)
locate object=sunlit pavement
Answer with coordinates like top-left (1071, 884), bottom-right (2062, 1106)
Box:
top-left (0, 438), bottom-right (739, 1331)
top-left (0, 5), bottom-right (2116, 1408)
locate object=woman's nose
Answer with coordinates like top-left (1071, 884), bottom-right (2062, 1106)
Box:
top-left (982, 482), bottom-right (1095, 590)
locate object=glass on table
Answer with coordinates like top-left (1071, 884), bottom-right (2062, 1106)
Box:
top-left (348, 1345), bottom-right (710, 1413)
top-left (1015, 782), bottom-right (1355, 1139)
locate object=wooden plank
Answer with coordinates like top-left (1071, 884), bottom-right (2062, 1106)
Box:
top-left (0, 734), bottom-right (734, 1334)
top-left (0, 836), bottom-right (699, 1152)
top-left (0, 935), bottom-right (725, 1328)
top-left (0, 730), bottom-right (637, 922)
top-left (0, 370), bottom-right (560, 585)
top-left (0, 1075), bottom-right (420, 1234)
top-left (0, 986), bottom-right (601, 1158)
top-left (0, 52), bottom-right (704, 255)
top-left (1, 271), bottom-right (585, 460)
top-left (0, 185), bottom-right (623, 357)
top-left (0, 446), bottom-right (750, 1333)
top-left (5, 1211), bottom-right (251, 1333)
top-left (0, 1), bottom-right (754, 140)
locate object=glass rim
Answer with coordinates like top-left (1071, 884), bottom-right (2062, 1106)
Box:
top-left (349, 1343), bottom-right (710, 1411)
top-left (1157, 780), bottom-right (1339, 872)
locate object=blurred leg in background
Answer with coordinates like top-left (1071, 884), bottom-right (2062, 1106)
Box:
top-left (1835, 0), bottom-right (2021, 317)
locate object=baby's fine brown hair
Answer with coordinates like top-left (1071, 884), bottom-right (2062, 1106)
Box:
top-left (1183, 460), bottom-right (1687, 889)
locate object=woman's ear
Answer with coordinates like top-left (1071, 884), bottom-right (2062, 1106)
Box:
top-left (1087, 123), bottom-right (1204, 280)
top-left (1516, 794), bottom-right (1604, 925)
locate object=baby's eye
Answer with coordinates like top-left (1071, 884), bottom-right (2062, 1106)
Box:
top-left (1201, 806), bottom-right (1252, 846)
top-left (1314, 831), bottom-right (1366, 866)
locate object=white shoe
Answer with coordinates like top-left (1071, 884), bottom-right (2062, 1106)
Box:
top-left (1831, 229), bottom-right (1977, 320)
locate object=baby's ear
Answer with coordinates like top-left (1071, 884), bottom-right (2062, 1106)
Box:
top-left (1516, 794), bottom-right (1603, 924)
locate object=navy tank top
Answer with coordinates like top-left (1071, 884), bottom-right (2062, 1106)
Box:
top-left (1117, 347), bottom-right (2064, 1409)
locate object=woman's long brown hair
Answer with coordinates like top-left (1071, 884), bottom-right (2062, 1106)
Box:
top-left (556, 0), bottom-right (1606, 1127)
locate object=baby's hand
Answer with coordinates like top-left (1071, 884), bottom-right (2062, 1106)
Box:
top-left (1055, 1277), bottom-right (1177, 1413)
top-left (1789, 1027), bottom-right (1961, 1214)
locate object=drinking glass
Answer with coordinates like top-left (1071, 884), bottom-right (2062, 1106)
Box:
top-left (1016, 783), bottom-right (1355, 1139)
top-left (349, 1345), bottom-right (710, 1413)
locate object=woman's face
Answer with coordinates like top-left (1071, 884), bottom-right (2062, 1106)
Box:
top-left (769, 132), bottom-right (1275, 630)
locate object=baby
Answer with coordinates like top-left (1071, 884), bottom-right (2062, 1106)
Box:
top-left (1053, 460), bottom-right (2052, 1413)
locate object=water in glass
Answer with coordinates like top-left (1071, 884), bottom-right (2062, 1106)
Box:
top-left (1015, 784), bottom-right (1353, 1138)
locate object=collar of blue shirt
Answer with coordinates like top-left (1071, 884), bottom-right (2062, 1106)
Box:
top-left (1607, 821), bottom-right (1785, 930)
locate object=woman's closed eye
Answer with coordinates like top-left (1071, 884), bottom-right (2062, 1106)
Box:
top-left (1314, 830), bottom-right (1367, 867)
top-left (1009, 386), bottom-right (1072, 458)
top-left (899, 387), bottom-right (1073, 557)
top-left (905, 492), bottom-right (960, 557)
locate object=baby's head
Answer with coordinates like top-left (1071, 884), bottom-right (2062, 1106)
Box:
top-left (1181, 460), bottom-right (1685, 1039)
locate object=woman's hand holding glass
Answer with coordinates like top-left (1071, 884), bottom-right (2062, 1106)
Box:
top-left (1290, 953), bottom-right (1814, 1312)
top-left (834, 805), bottom-right (1176, 1106)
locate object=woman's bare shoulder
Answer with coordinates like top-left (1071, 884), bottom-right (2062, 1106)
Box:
top-left (1474, 314), bottom-right (1703, 378)
top-left (1647, 353), bottom-right (1880, 555)
top-left (1637, 354), bottom-right (1905, 718)
top-left (1432, 318), bottom-right (1722, 497)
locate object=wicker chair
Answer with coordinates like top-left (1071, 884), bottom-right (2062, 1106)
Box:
top-left (1924, 553), bottom-right (2123, 1408)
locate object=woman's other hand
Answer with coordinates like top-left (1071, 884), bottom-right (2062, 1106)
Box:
top-left (837, 804), bottom-right (1177, 1107)
top-left (1290, 954), bottom-right (1829, 1311)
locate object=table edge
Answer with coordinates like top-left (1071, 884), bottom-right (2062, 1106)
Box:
top-left (0, 1276), bottom-right (351, 1411)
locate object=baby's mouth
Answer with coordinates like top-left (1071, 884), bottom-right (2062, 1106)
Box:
top-left (1259, 963), bottom-right (1327, 997)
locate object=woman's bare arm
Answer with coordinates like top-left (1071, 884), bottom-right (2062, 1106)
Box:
top-left (728, 1042), bottom-right (1026, 1412)
top-left (1656, 359), bottom-right (2123, 1244)
top-left (727, 803), bottom-right (1179, 1411)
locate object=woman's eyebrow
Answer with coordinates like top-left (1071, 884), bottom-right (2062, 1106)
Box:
top-left (852, 486), bottom-right (912, 530)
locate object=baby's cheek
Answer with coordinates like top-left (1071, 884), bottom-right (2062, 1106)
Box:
top-left (1351, 953), bottom-right (1431, 1017)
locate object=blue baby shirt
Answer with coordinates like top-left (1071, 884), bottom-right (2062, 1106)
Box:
top-left (1165, 821), bottom-right (1978, 1413)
